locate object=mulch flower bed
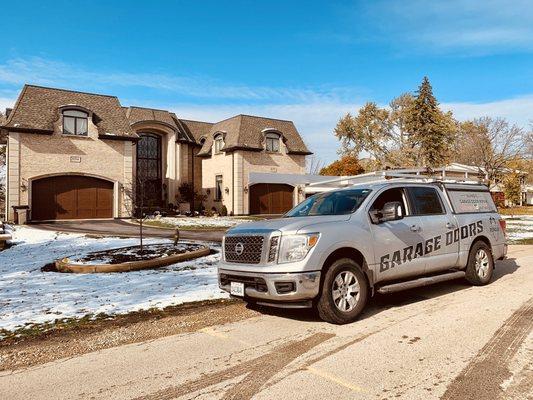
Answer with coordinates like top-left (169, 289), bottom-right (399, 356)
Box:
top-left (70, 243), bottom-right (207, 265)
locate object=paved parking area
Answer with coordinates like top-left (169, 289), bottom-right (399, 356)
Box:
top-left (1, 246), bottom-right (531, 400)
top-left (31, 219), bottom-right (224, 242)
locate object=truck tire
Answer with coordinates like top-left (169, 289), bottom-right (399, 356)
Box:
top-left (317, 258), bottom-right (368, 324)
top-left (465, 241), bottom-right (494, 285)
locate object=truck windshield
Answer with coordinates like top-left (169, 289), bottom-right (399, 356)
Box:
top-left (285, 188), bottom-right (371, 217)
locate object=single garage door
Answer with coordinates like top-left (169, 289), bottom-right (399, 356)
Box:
top-left (32, 176), bottom-right (114, 220)
top-left (249, 183), bottom-right (294, 215)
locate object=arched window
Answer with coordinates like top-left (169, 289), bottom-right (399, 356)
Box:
top-left (265, 132), bottom-right (280, 152)
top-left (63, 109), bottom-right (88, 136)
top-left (214, 134), bottom-right (224, 154)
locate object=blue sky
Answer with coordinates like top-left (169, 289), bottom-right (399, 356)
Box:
top-left (1, 0), bottom-right (532, 164)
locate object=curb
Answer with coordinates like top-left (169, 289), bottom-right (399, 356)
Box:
top-left (55, 245), bottom-right (211, 273)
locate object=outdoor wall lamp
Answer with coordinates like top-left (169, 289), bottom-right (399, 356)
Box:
top-left (243, 186), bottom-right (248, 194)
top-left (225, 187), bottom-right (230, 194)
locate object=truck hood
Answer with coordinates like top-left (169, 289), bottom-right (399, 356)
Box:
top-left (227, 215), bottom-right (351, 235)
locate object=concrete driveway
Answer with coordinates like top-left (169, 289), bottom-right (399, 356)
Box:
top-left (31, 219), bottom-right (224, 242)
top-left (1, 246), bottom-right (532, 400)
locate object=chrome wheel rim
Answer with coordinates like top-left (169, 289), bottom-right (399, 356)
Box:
top-left (332, 271), bottom-right (360, 312)
top-left (475, 249), bottom-right (490, 279)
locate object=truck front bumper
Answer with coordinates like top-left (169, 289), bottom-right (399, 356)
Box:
top-left (218, 269), bottom-right (321, 308)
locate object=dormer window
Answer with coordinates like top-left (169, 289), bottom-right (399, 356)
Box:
top-left (214, 134), bottom-right (224, 154)
top-left (265, 132), bottom-right (280, 152)
top-left (63, 109), bottom-right (88, 136)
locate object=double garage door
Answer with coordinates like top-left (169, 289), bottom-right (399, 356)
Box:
top-left (32, 176), bottom-right (114, 221)
top-left (249, 184), bottom-right (294, 215)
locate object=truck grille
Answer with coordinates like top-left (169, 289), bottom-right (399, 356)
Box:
top-left (224, 235), bottom-right (264, 264)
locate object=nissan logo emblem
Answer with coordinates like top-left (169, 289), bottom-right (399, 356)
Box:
top-left (234, 242), bottom-right (244, 256)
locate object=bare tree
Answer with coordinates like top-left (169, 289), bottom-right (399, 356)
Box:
top-left (455, 117), bottom-right (526, 187)
top-left (306, 155), bottom-right (323, 175)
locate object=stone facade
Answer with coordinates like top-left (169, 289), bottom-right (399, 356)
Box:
top-left (3, 85), bottom-right (311, 221)
top-left (6, 115), bottom-right (133, 221)
top-left (202, 138), bottom-right (306, 215)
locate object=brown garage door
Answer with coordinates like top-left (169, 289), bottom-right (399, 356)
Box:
top-left (32, 176), bottom-right (114, 220)
top-left (249, 184), bottom-right (294, 215)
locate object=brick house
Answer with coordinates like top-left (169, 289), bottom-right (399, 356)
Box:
top-left (1, 85), bottom-right (311, 222)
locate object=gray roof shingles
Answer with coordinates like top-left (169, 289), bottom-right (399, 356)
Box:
top-left (2, 85), bottom-right (311, 154)
top-left (197, 114), bottom-right (311, 156)
top-left (4, 85), bottom-right (138, 139)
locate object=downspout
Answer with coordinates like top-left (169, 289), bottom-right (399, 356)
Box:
top-left (232, 152), bottom-right (235, 215)
top-left (190, 145), bottom-right (194, 213)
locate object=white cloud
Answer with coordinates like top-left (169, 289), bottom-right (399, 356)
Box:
top-left (0, 57), bottom-right (352, 103)
top-left (443, 96), bottom-right (533, 127)
top-left (360, 0), bottom-right (533, 54)
top-left (0, 97), bottom-right (14, 114)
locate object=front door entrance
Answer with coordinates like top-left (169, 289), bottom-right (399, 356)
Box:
top-left (136, 133), bottom-right (162, 208)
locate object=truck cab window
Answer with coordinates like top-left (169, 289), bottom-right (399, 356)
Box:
top-left (407, 187), bottom-right (444, 215)
top-left (370, 188), bottom-right (407, 216)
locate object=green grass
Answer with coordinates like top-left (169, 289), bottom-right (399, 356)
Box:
top-left (509, 237), bottom-right (533, 245)
top-left (498, 206), bottom-right (533, 216)
top-left (0, 313), bottom-right (113, 343)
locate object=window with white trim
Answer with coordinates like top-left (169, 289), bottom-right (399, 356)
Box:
top-left (215, 175), bottom-right (223, 201)
top-left (214, 134), bottom-right (224, 154)
top-left (63, 109), bottom-right (88, 136)
top-left (265, 132), bottom-right (280, 152)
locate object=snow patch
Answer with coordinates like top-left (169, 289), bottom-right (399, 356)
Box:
top-left (0, 227), bottom-right (225, 335)
top-left (154, 216), bottom-right (258, 228)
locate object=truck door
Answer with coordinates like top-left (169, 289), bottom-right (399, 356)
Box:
top-left (368, 187), bottom-right (426, 282)
top-left (406, 186), bottom-right (460, 274)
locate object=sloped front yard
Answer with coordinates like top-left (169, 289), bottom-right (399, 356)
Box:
top-left (0, 227), bottom-right (224, 339)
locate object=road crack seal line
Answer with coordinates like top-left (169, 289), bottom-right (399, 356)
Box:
top-left (442, 296), bottom-right (533, 400)
top-left (131, 332), bottom-right (335, 400)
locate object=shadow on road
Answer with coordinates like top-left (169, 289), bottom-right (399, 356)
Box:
top-left (248, 258), bottom-right (520, 324)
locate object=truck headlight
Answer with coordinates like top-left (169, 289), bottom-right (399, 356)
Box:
top-left (278, 234), bottom-right (319, 264)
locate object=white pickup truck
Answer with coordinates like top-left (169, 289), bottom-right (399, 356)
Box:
top-left (218, 179), bottom-right (507, 324)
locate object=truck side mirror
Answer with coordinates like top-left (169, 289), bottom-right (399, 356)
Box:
top-left (380, 201), bottom-right (403, 223)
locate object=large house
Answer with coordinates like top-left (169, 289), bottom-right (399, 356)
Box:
top-left (1, 85), bottom-right (311, 222)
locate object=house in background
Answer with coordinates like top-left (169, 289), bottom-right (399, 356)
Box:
top-left (1, 84), bottom-right (311, 223)
top-left (301, 163), bottom-right (531, 206)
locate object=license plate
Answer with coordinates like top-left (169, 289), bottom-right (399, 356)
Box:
top-left (230, 282), bottom-right (245, 297)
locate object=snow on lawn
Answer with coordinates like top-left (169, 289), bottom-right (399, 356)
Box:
top-left (502, 215), bottom-right (533, 243)
top-left (0, 226), bottom-right (225, 336)
top-left (151, 216), bottom-right (258, 228)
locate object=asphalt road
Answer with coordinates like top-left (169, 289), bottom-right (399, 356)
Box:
top-left (1, 246), bottom-right (532, 400)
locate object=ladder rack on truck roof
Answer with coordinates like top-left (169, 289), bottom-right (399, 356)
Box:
top-left (306, 170), bottom-right (489, 188)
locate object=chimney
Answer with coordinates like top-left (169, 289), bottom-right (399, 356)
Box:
top-left (5, 108), bottom-right (12, 118)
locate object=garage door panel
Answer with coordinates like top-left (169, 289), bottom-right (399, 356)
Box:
top-left (249, 184), bottom-right (293, 215)
top-left (32, 176), bottom-right (113, 221)
top-left (96, 187), bottom-right (114, 218)
top-left (77, 186), bottom-right (98, 219)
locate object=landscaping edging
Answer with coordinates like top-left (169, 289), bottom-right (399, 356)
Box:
top-left (55, 245), bottom-right (211, 273)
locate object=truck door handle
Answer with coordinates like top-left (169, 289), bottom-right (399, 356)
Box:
top-left (410, 224), bottom-right (421, 232)
top-left (446, 222), bottom-right (456, 229)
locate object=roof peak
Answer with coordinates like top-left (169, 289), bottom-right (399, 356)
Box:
top-left (179, 118), bottom-right (214, 125)
top-left (24, 84), bottom-right (118, 99)
top-left (128, 105), bottom-right (172, 112)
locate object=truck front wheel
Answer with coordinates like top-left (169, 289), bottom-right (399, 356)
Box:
top-left (317, 258), bottom-right (368, 324)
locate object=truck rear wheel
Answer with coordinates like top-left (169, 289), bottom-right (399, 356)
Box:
top-left (317, 258), bottom-right (368, 324)
top-left (465, 241), bottom-right (494, 285)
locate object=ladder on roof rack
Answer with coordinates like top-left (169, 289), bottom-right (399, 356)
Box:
top-left (306, 170), bottom-right (488, 188)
